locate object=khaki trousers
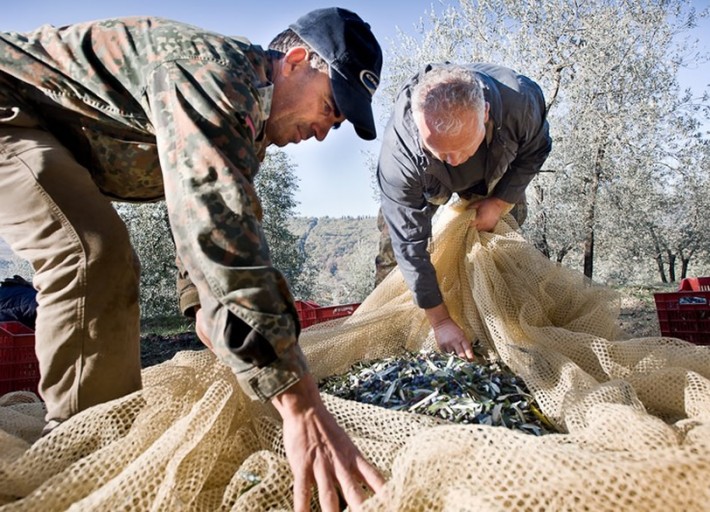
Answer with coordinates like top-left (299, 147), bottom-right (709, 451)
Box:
top-left (0, 108), bottom-right (142, 423)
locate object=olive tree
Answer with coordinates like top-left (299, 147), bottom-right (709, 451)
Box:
top-left (114, 201), bottom-right (176, 318)
top-left (253, 150), bottom-right (315, 299)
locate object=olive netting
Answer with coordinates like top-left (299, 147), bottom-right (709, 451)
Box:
top-left (1, 200), bottom-right (709, 511)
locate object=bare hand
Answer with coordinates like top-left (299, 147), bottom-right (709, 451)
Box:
top-left (272, 374), bottom-right (385, 512)
top-left (432, 317), bottom-right (475, 361)
top-left (468, 197), bottom-right (512, 232)
top-left (424, 304), bottom-right (475, 361)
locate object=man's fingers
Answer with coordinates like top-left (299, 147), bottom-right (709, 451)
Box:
top-left (355, 455), bottom-right (386, 493)
top-left (335, 472), bottom-right (368, 511)
top-left (463, 343), bottom-right (476, 361)
top-left (292, 474), bottom-right (314, 512)
top-left (313, 459), bottom-right (340, 512)
top-left (336, 455), bottom-right (384, 511)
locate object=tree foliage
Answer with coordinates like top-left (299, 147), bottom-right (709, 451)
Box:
top-left (115, 201), bottom-right (177, 318)
top-left (254, 150), bottom-right (314, 299)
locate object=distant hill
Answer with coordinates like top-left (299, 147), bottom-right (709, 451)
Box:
top-left (288, 216), bottom-right (379, 303)
top-left (0, 215), bottom-right (380, 272)
top-left (289, 216), bottom-right (378, 272)
top-left (1, 218), bottom-right (379, 265)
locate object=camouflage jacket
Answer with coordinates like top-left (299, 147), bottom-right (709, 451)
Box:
top-left (0, 17), bottom-right (307, 401)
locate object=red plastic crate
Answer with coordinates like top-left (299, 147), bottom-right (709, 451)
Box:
top-left (0, 321), bottom-right (40, 394)
top-left (679, 277), bottom-right (710, 291)
top-left (654, 278), bottom-right (710, 345)
top-left (294, 300), bottom-right (320, 313)
top-left (295, 300), bottom-right (361, 328)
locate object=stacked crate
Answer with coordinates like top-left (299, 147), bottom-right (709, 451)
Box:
top-left (0, 321), bottom-right (39, 394)
top-left (654, 277), bottom-right (710, 345)
top-left (295, 301), bottom-right (360, 328)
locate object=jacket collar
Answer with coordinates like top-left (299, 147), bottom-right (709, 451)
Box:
top-left (475, 70), bottom-right (502, 132)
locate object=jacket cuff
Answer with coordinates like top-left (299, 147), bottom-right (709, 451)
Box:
top-left (235, 344), bottom-right (308, 402)
top-left (179, 284), bottom-right (201, 318)
top-left (413, 289), bottom-right (443, 310)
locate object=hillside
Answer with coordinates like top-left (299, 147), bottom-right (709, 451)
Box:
top-left (0, 217), bottom-right (382, 305)
top-left (289, 215), bottom-right (378, 273)
top-left (288, 216), bottom-right (379, 304)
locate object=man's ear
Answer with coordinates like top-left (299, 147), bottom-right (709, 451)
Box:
top-left (281, 47), bottom-right (309, 77)
top-left (483, 101), bottom-right (490, 123)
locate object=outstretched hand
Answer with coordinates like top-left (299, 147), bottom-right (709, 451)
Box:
top-left (431, 317), bottom-right (475, 361)
top-left (425, 303), bottom-right (475, 361)
top-left (272, 373), bottom-right (385, 512)
top-left (195, 307), bottom-right (384, 509)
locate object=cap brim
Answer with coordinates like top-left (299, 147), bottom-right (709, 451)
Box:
top-left (330, 70), bottom-right (377, 141)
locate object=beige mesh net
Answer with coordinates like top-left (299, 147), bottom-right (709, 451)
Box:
top-left (1, 200), bottom-right (709, 511)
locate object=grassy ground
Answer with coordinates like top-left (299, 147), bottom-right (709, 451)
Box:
top-left (615, 282), bottom-right (675, 338)
top-left (140, 315), bottom-right (203, 368)
top-left (139, 284), bottom-right (673, 368)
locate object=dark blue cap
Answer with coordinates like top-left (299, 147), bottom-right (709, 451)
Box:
top-left (290, 7), bottom-right (383, 140)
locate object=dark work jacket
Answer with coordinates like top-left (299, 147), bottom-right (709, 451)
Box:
top-left (377, 63), bottom-right (552, 308)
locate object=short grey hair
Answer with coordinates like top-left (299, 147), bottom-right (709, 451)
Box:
top-left (411, 65), bottom-right (485, 135)
top-left (268, 28), bottom-right (329, 73)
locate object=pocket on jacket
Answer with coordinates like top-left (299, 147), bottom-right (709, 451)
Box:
top-left (82, 127), bottom-right (164, 201)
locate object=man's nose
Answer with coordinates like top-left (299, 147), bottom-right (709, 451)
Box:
top-left (313, 122), bottom-right (333, 141)
top-left (447, 154), bottom-right (462, 166)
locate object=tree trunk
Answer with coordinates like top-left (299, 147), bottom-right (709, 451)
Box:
top-left (556, 244), bottom-right (572, 264)
top-left (667, 251), bottom-right (676, 283)
top-left (583, 230), bottom-right (594, 278)
top-left (582, 145), bottom-right (604, 279)
top-left (531, 184), bottom-right (551, 258)
top-left (655, 254), bottom-right (668, 283)
top-left (678, 247), bottom-right (694, 280)
top-left (681, 258), bottom-right (690, 279)
top-left (648, 226), bottom-right (667, 283)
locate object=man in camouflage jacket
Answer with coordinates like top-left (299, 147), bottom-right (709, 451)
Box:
top-left (0, 8), bottom-right (384, 510)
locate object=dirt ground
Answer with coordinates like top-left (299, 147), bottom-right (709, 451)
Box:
top-left (617, 294), bottom-right (662, 338)
top-left (140, 289), bottom-right (664, 368)
top-left (140, 331), bottom-right (204, 368)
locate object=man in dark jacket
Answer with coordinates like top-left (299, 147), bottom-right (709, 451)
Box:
top-left (376, 63), bottom-right (551, 360)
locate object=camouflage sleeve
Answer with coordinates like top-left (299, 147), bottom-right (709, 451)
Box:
top-left (148, 56), bottom-right (306, 401)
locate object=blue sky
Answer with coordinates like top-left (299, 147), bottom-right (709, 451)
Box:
top-left (3, 1), bottom-right (709, 217)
